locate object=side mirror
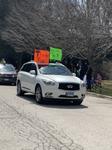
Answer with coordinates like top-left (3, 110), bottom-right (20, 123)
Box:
top-left (72, 73), bottom-right (76, 76)
top-left (30, 70), bottom-right (36, 75)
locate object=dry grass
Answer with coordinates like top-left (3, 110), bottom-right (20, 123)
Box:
top-left (91, 80), bottom-right (112, 97)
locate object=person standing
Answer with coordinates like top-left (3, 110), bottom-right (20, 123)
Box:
top-left (86, 67), bottom-right (93, 91)
top-left (95, 73), bottom-right (102, 87)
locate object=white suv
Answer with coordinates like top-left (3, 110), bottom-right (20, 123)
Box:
top-left (17, 61), bottom-right (86, 105)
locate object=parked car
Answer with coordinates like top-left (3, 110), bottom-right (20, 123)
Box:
top-left (17, 61), bottom-right (86, 105)
top-left (0, 64), bottom-right (17, 85)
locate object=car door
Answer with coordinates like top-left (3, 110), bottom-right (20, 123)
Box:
top-left (20, 63), bottom-right (32, 91)
top-left (27, 63), bottom-right (37, 93)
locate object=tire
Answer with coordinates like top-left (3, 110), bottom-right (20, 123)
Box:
top-left (17, 81), bottom-right (24, 96)
top-left (73, 99), bottom-right (83, 105)
top-left (35, 85), bottom-right (43, 104)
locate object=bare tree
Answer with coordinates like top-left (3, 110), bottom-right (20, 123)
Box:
top-left (1, 0), bottom-right (112, 65)
top-left (84, 0), bottom-right (112, 64)
top-left (1, 0), bottom-right (87, 57)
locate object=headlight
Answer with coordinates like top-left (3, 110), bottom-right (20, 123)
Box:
top-left (42, 79), bottom-right (55, 86)
top-left (12, 74), bottom-right (17, 77)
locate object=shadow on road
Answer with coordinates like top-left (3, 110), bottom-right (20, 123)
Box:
top-left (41, 102), bottom-right (88, 109)
top-left (20, 94), bottom-right (88, 109)
top-left (0, 83), bottom-right (16, 86)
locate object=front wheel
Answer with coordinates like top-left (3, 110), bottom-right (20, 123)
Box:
top-left (17, 81), bottom-right (24, 96)
top-left (35, 85), bottom-right (43, 104)
top-left (73, 99), bottom-right (83, 105)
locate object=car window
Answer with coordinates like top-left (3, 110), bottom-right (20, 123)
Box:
top-left (31, 63), bottom-right (37, 74)
top-left (39, 65), bottom-right (72, 76)
top-left (21, 64), bottom-right (31, 72)
top-left (31, 64), bottom-right (37, 71)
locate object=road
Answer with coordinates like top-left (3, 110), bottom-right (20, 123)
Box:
top-left (0, 85), bottom-right (112, 150)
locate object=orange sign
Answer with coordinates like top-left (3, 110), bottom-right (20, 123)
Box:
top-left (34, 49), bottom-right (49, 64)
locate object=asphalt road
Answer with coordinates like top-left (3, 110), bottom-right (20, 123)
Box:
top-left (0, 85), bottom-right (112, 150)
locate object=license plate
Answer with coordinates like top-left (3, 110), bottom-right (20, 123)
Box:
top-left (66, 91), bottom-right (74, 97)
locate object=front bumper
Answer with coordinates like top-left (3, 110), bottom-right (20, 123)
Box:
top-left (42, 85), bottom-right (86, 100)
top-left (0, 77), bottom-right (17, 84)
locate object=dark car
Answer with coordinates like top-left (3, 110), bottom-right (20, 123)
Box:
top-left (0, 64), bottom-right (17, 85)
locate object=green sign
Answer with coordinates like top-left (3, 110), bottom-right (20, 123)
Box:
top-left (50, 47), bottom-right (62, 61)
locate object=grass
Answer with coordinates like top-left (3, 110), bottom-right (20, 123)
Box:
top-left (91, 80), bottom-right (112, 97)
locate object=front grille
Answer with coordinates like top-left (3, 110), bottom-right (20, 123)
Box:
top-left (59, 83), bottom-right (80, 90)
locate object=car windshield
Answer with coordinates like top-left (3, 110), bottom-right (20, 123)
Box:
top-left (39, 64), bottom-right (72, 76)
top-left (0, 65), bottom-right (15, 72)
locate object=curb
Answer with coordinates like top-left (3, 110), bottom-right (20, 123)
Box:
top-left (87, 92), bottom-right (112, 100)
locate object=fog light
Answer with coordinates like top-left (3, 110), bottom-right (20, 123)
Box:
top-left (45, 92), bottom-right (53, 97)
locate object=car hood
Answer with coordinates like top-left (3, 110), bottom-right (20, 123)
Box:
top-left (41, 75), bottom-right (81, 83)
